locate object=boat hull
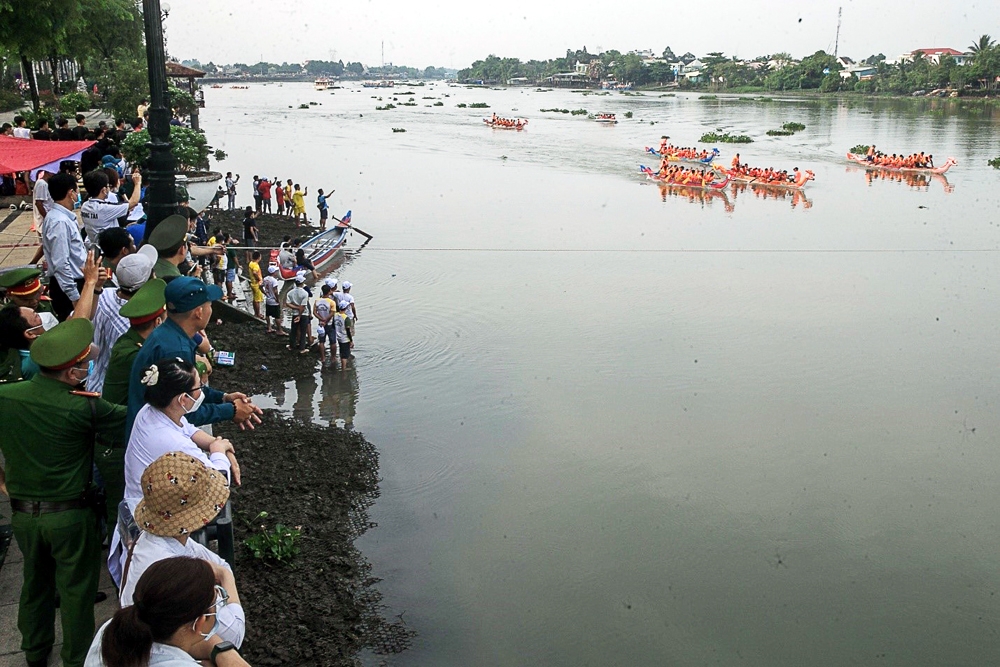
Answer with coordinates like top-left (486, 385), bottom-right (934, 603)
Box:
top-left (845, 152), bottom-right (955, 174)
top-left (268, 222), bottom-right (351, 280)
top-left (640, 166), bottom-right (730, 190)
top-left (645, 147), bottom-right (719, 165)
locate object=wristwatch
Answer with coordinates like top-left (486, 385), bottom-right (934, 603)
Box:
top-left (210, 641), bottom-right (237, 665)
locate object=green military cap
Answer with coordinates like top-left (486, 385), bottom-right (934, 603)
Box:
top-left (119, 278), bottom-right (167, 323)
top-left (146, 214), bottom-right (189, 251)
top-left (0, 267), bottom-right (43, 296)
top-left (30, 318), bottom-right (94, 370)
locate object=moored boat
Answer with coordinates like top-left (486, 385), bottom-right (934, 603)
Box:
top-left (268, 211), bottom-right (353, 280)
top-left (314, 77), bottom-right (330, 90)
top-left (645, 146), bottom-right (721, 165)
top-left (846, 152), bottom-right (957, 174)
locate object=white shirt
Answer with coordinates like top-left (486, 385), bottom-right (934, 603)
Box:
top-left (32, 178), bottom-right (53, 228)
top-left (88, 289), bottom-right (130, 394)
top-left (286, 285), bottom-right (308, 312)
top-left (12, 126), bottom-right (30, 139)
top-left (120, 532), bottom-right (246, 647)
top-left (40, 203), bottom-right (87, 301)
top-left (86, 620), bottom-right (201, 666)
top-left (278, 249), bottom-right (295, 269)
top-left (262, 275), bottom-right (280, 306)
top-left (80, 197), bottom-right (129, 240)
top-left (337, 291), bottom-right (355, 317)
top-left (125, 404), bottom-right (229, 501)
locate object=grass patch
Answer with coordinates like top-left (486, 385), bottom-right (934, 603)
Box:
top-left (700, 131), bottom-right (753, 143)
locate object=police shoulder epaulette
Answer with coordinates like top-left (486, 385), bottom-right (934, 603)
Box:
top-left (70, 390), bottom-right (101, 398)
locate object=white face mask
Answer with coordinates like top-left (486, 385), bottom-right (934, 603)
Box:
top-left (182, 389), bottom-right (205, 414)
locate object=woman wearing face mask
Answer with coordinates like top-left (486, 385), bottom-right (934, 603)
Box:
top-left (86, 556), bottom-right (251, 667)
top-left (117, 453), bottom-right (245, 649)
top-left (123, 358), bottom-right (241, 507)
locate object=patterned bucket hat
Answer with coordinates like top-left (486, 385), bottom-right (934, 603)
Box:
top-left (134, 452), bottom-right (230, 537)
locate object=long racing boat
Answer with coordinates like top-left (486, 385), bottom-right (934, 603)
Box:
top-left (640, 165), bottom-right (731, 190)
top-left (645, 146), bottom-right (721, 165)
top-left (845, 152), bottom-right (957, 174)
top-left (268, 211), bottom-right (353, 280)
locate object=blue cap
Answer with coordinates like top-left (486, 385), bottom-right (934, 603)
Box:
top-left (164, 277), bottom-right (223, 313)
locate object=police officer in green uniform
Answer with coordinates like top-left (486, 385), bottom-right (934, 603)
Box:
top-left (0, 267), bottom-right (57, 322)
top-left (148, 214), bottom-right (188, 280)
top-left (0, 318), bottom-right (127, 667)
top-left (97, 278), bottom-right (167, 532)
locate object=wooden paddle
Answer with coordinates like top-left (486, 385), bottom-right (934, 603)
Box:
top-left (332, 214), bottom-right (373, 240)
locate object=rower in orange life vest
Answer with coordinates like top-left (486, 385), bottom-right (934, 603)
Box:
top-left (659, 136), bottom-right (669, 155)
top-left (731, 153), bottom-right (740, 169)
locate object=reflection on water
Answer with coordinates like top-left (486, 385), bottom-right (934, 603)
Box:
top-left (319, 367), bottom-right (360, 428)
top-left (729, 181), bottom-right (813, 209)
top-left (846, 165), bottom-right (955, 193)
top-left (652, 182), bottom-right (734, 212)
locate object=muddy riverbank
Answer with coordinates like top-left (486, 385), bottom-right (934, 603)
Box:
top-left (208, 321), bottom-right (411, 665)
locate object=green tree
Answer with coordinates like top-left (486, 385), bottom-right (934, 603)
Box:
top-left (0, 0), bottom-right (81, 110)
top-left (969, 34), bottom-right (995, 55)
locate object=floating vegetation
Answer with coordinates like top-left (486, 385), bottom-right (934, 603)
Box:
top-left (850, 144), bottom-right (869, 154)
top-left (766, 129), bottom-right (794, 136)
top-left (468, 102), bottom-right (490, 108)
top-left (456, 103), bottom-right (467, 108)
top-left (699, 95), bottom-right (718, 100)
top-left (400, 102), bottom-right (417, 106)
top-left (659, 93), bottom-right (676, 98)
top-left (570, 108), bottom-right (588, 115)
top-left (989, 156), bottom-right (1000, 169)
top-left (399, 91), bottom-right (415, 95)
top-left (624, 111), bottom-right (633, 118)
top-left (422, 96), bottom-right (436, 99)
top-left (375, 104), bottom-right (396, 110)
top-left (392, 128), bottom-right (406, 133)
top-left (700, 131), bottom-right (753, 143)
top-left (783, 122), bottom-right (806, 132)
top-left (298, 103), bottom-right (310, 109)
top-left (540, 108), bottom-right (570, 113)
top-left (433, 101), bottom-right (444, 106)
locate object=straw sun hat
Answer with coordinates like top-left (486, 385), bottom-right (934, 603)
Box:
top-left (134, 452), bottom-right (230, 537)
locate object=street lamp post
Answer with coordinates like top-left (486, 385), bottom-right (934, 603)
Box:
top-left (141, 0), bottom-right (177, 241)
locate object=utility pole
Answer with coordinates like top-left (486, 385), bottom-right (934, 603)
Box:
top-left (141, 0), bottom-right (177, 241)
top-left (834, 7), bottom-right (842, 58)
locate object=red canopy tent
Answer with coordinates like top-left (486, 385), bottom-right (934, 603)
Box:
top-left (0, 136), bottom-right (96, 178)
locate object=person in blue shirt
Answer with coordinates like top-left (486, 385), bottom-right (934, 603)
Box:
top-left (315, 187), bottom-right (335, 231)
top-left (124, 277), bottom-right (261, 439)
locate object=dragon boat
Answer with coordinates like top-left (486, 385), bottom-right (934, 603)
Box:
top-left (640, 165), bottom-right (731, 190)
top-left (594, 114), bottom-right (617, 124)
top-left (845, 153), bottom-right (957, 175)
top-left (714, 166), bottom-right (815, 190)
top-left (645, 146), bottom-right (720, 165)
top-left (484, 118), bottom-right (528, 130)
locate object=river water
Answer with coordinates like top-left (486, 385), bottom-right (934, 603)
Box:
top-left (201, 84), bottom-right (1000, 665)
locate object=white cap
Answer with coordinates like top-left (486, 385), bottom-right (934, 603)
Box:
top-left (294, 271), bottom-right (307, 283)
top-left (267, 265), bottom-right (278, 274)
top-left (116, 252), bottom-right (154, 291)
top-left (341, 281), bottom-right (352, 290)
top-left (136, 244), bottom-right (158, 264)
top-left (324, 277), bottom-right (338, 288)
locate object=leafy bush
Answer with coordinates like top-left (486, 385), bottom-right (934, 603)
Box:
top-left (213, 149), bottom-right (227, 162)
top-left (59, 91), bottom-right (92, 114)
top-left (121, 126), bottom-right (210, 170)
top-left (700, 131), bottom-right (753, 144)
top-left (243, 512), bottom-right (301, 564)
top-left (0, 89), bottom-right (24, 112)
top-left (850, 144), bottom-right (869, 154)
top-left (782, 122), bottom-right (806, 132)
top-left (21, 107), bottom-right (56, 129)
top-left (989, 157), bottom-right (1000, 169)
top-left (168, 85), bottom-right (198, 117)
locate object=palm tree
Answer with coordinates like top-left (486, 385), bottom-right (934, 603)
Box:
top-left (969, 34), bottom-right (995, 54)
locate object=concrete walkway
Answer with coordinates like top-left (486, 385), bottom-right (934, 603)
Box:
top-left (0, 209), bottom-right (40, 272)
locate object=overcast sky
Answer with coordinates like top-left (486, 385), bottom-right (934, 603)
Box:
top-left (168, 0), bottom-right (996, 69)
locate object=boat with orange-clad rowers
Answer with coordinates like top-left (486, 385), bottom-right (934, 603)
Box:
top-left (716, 164), bottom-right (815, 190)
top-left (594, 113), bottom-right (617, 124)
top-left (846, 149), bottom-right (957, 175)
top-left (645, 145), bottom-right (721, 165)
top-left (639, 165), bottom-right (731, 190)
top-left (484, 114), bottom-right (528, 130)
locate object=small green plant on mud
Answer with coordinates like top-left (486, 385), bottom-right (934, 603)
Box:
top-left (243, 511), bottom-right (302, 564)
